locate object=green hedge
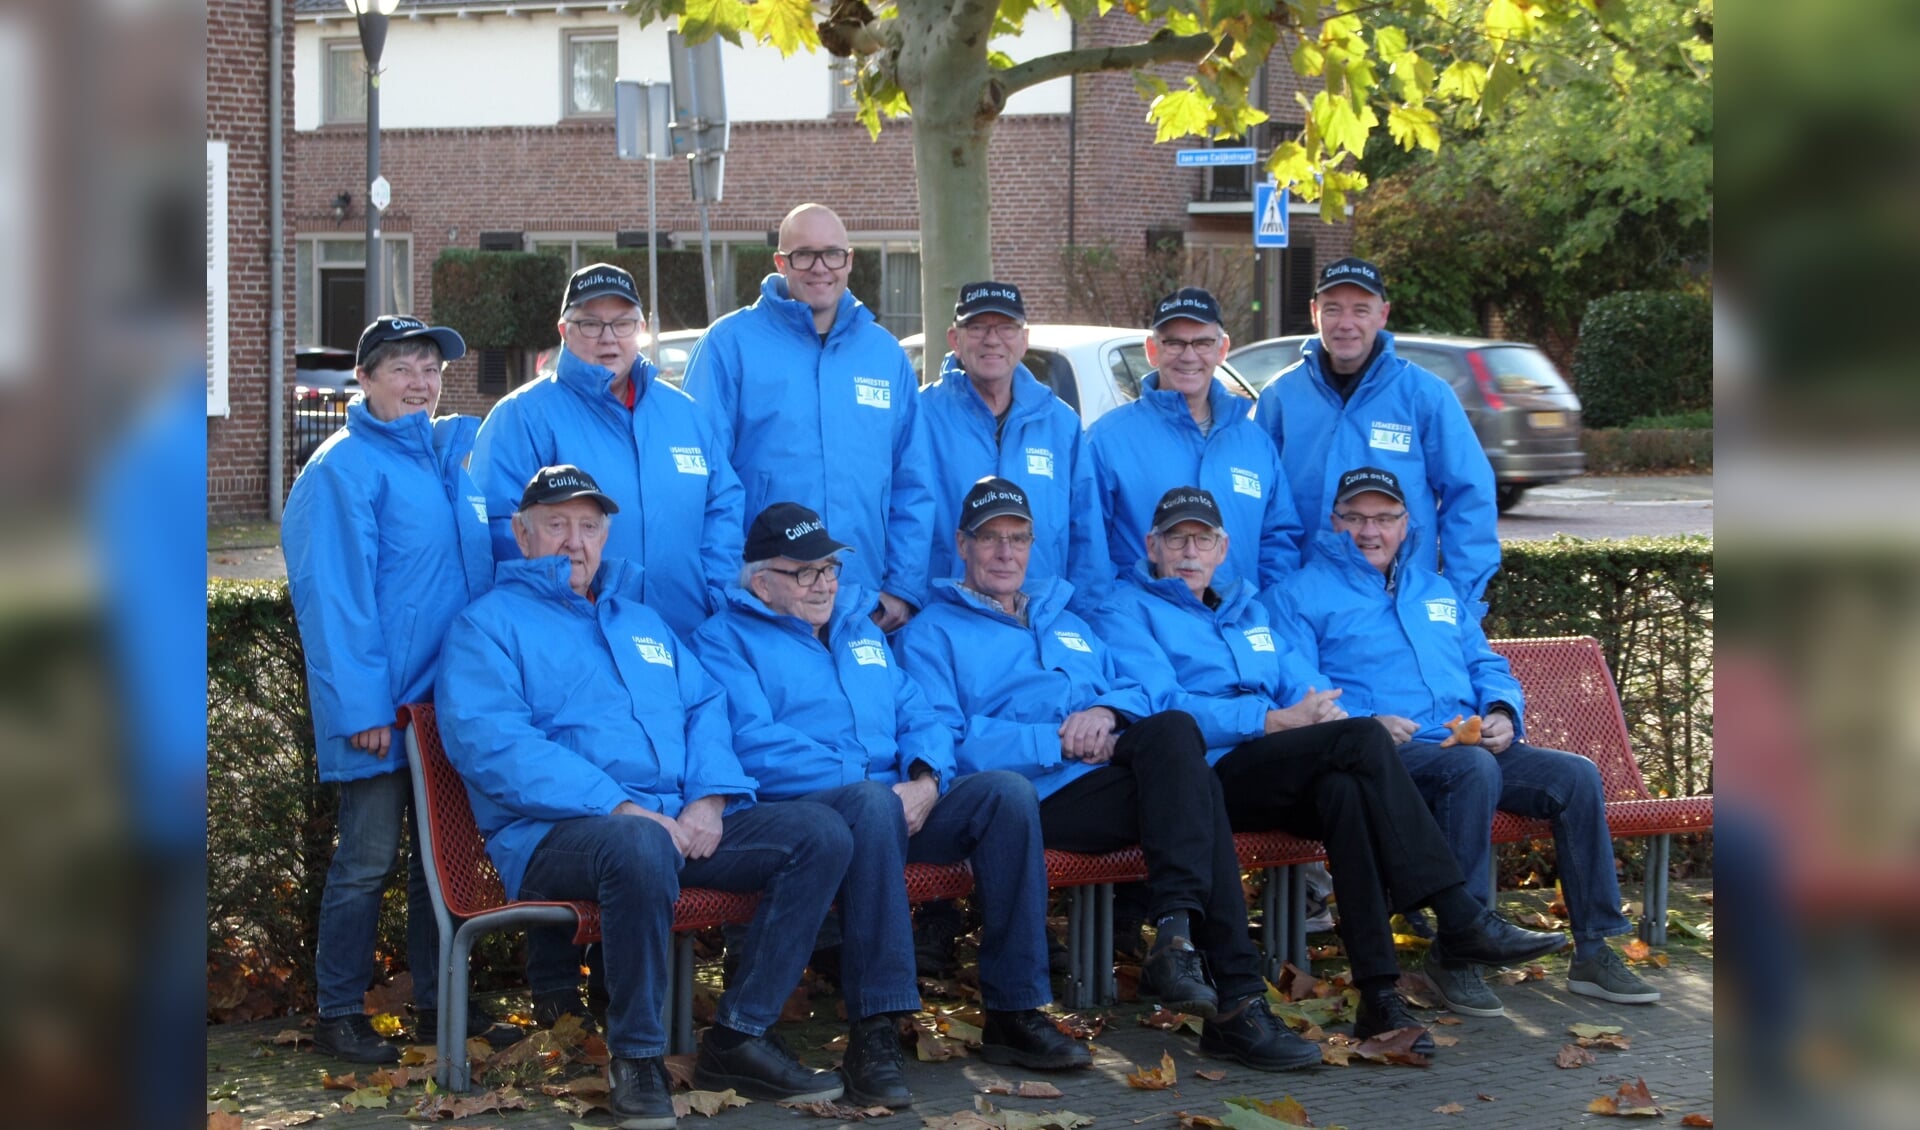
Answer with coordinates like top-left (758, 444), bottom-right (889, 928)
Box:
top-left (1582, 427), bottom-right (1713, 474)
top-left (1571, 291), bottom-right (1712, 429)
top-left (208, 539), bottom-right (1711, 1011)
top-left (430, 249), bottom-right (571, 351)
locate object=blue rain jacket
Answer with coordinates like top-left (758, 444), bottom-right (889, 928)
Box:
top-left (469, 345), bottom-right (744, 638)
top-left (436, 556), bottom-right (758, 900)
top-left (1098, 563), bottom-right (1327, 764)
top-left (683, 275), bottom-right (936, 608)
top-left (1252, 332), bottom-right (1498, 602)
top-left (893, 577), bottom-right (1152, 800)
top-left (919, 354), bottom-right (1111, 609)
top-left (1262, 529), bottom-right (1524, 745)
top-left (282, 402), bottom-right (494, 784)
top-left (689, 583), bottom-right (956, 801)
top-left (1086, 373), bottom-right (1302, 591)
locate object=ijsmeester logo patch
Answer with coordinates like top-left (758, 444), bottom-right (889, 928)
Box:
top-left (1424, 598), bottom-right (1459, 625)
top-left (1230, 467), bottom-right (1263, 498)
top-left (849, 639), bottom-right (888, 667)
top-left (467, 494), bottom-right (488, 523)
top-left (1025, 448), bottom-right (1055, 479)
top-left (1054, 631), bottom-right (1093, 653)
top-left (854, 377), bottom-right (892, 409)
top-left (1244, 627), bottom-right (1276, 652)
top-left (1369, 421), bottom-right (1413, 453)
top-left (632, 636), bottom-right (675, 666)
top-left (670, 446), bottom-right (709, 476)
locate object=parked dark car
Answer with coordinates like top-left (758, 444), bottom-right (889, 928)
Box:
top-left (1227, 334), bottom-right (1586, 512)
top-left (293, 346), bottom-right (358, 466)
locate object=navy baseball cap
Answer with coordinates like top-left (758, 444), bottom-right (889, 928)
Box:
top-left (1334, 466), bottom-right (1406, 505)
top-left (959, 476), bottom-right (1033, 532)
top-left (1315, 257), bottom-right (1388, 298)
top-left (562, 262), bottom-right (643, 312)
top-left (517, 464), bottom-right (621, 513)
top-left (1151, 286), bottom-right (1224, 329)
top-left (954, 281), bottom-right (1027, 324)
top-left (745, 502), bottom-right (854, 563)
top-left (355, 315), bottom-right (466, 367)
top-left (1151, 486), bottom-right (1225, 533)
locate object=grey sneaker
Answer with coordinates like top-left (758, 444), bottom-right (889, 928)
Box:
top-left (1568, 945), bottom-right (1662, 1005)
top-left (1421, 943), bottom-right (1504, 1017)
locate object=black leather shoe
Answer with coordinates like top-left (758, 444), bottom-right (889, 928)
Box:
top-left (415, 1006), bottom-right (527, 1049)
top-left (608, 1056), bottom-right (677, 1130)
top-left (840, 1016), bottom-right (912, 1108)
top-left (1140, 936), bottom-right (1219, 1019)
top-left (533, 991), bottom-right (600, 1034)
top-left (1438, 913), bottom-right (1567, 968)
top-left (978, 1009), bottom-right (1092, 1071)
top-left (695, 1030), bottom-right (845, 1103)
top-left (1352, 992), bottom-right (1436, 1056)
top-left (1199, 996), bottom-right (1320, 1072)
top-left (313, 1014), bottom-right (399, 1064)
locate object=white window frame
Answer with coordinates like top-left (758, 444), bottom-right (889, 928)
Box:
top-left (322, 38), bottom-right (366, 125)
top-left (829, 57), bottom-right (858, 115)
top-left (528, 233), bottom-right (618, 273)
top-left (207, 140), bottom-right (230, 416)
top-left (562, 28), bottom-right (619, 119)
top-left (294, 233), bottom-right (415, 349)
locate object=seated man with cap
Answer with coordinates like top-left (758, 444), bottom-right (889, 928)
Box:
top-left (438, 464), bottom-right (854, 1129)
top-left (895, 477), bottom-right (1319, 1073)
top-left (1102, 486), bottom-right (1567, 1053)
top-left (1267, 466), bottom-right (1661, 1018)
top-left (691, 502), bottom-right (1089, 1108)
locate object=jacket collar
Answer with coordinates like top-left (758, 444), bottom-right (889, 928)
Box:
top-left (757, 273), bottom-right (872, 344)
top-left (1308, 525), bottom-right (1419, 593)
top-left (556, 344), bottom-right (658, 409)
top-left (1300, 330), bottom-right (1398, 400)
top-left (933, 353), bottom-right (1051, 422)
top-left (494, 554), bottom-right (645, 611)
top-left (345, 398), bottom-right (437, 457)
top-left (721, 581), bottom-right (875, 645)
top-left (928, 574), bottom-right (1072, 629)
top-left (1140, 370), bottom-right (1240, 433)
top-left (1128, 559), bottom-right (1252, 619)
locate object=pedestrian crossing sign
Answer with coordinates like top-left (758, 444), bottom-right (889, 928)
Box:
top-left (1254, 182), bottom-right (1289, 248)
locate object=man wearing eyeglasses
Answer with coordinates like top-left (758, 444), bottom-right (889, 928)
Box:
top-left (684, 203), bottom-right (934, 633)
top-left (919, 281), bottom-right (1110, 612)
top-left (470, 262), bottom-right (744, 639)
top-left (1252, 258), bottom-right (1498, 604)
top-left (1102, 486), bottom-right (1566, 1055)
top-left (1266, 466), bottom-right (1661, 1017)
top-left (691, 500), bottom-right (1089, 1107)
top-left (895, 478), bottom-right (1320, 1073)
top-left (1087, 287), bottom-right (1302, 593)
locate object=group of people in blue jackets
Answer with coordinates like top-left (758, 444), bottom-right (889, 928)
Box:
top-left (283, 203), bottom-right (1659, 1128)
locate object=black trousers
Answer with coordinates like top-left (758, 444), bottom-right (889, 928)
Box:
top-left (1214, 717), bottom-right (1468, 983)
top-left (1039, 710), bottom-right (1263, 1001)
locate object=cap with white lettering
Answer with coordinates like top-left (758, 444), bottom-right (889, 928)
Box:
top-left (745, 502), bottom-right (855, 563)
top-left (959, 476), bottom-right (1033, 533)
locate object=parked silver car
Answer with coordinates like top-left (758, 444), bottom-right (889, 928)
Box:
top-left (901, 324), bottom-right (1258, 426)
top-left (535, 327), bottom-right (706, 387)
top-left (1227, 334), bottom-right (1585, 512)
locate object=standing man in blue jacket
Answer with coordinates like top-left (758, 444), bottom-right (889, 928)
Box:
top-left (283, 315), bottom-right (519, 1062)
top-left (691, 502), bottom-right (1089, 1107)
top-left (438, 465), bottom-right (852, 1129)
top-left (470, 263), bottom-right (744, 638)
top-left (684, 203), bottom-right (935, 631)
top-left (1103, 487), bottom-right (1567, 1052)
top-left (895, 478), bottom-right (1319, 1073)
top-left (1267, 467), bottom-right (1661, 1018)
top-left (920, 281), bottom-right (1109, 608)
top-left (1088, 287), bottom-right (1302, 591)
top-left (1252, 259), bottom-right (1499, 603)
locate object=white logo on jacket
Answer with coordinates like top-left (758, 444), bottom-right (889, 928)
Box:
top-left (467, 494), bottom-right (488, 523)
top-left (1054, 631), bottom-right (1093, 653)
top-left (1025, 448), bottom-right (1055, 478)
top-left (1424, 598), bottom-right (1459, 625)
top-left (849, 640), bottom-right (888, 667)
top-left (632, 636), bottom-right (675, 666)
top-left (854, 377), bottom-right (892, 409)
top-left (1230, 467), bottom-right (1263, 498)
top-left (670, 446), bottom-right (709, 475)
top-left (1244, 627), bottom-right (1276, 652)
top-left (1369, 421), bottom-right (1413, 453)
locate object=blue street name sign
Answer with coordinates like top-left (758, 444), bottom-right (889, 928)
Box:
top-left (1254, 182), bottom-right (1290, 248)
top-left (1176, 147), bottom-right (1257, 167)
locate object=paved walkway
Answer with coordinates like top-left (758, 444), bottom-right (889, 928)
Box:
top-left (207, 886), bottom-right (1713, 1130)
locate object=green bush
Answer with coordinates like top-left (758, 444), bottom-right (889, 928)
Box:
top-left (1572, 291), bottom-right (1713, 429)
top-left (593, 249), bottom-right (712, 332)
top-left (1582, 427), bottom-right (1713, 474)
top-left (430, 249), bottom-right (570, 351)
top-left (1626, 410), bottom-right (1712, 430)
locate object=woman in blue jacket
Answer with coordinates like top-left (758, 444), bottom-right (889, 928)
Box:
top-left (281, 316), bottom-right (500, 1063)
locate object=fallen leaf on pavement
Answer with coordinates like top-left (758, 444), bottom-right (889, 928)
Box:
top-left (369, 1012), bottom-right (404, 1038)
top-left (1568, 1023), bottom-right (1624, 1039)
top-left (1015, 1082), bottom-right (1064, 1098)
top-left (1432, 1015), bottom-right (1462, 1026)
top-left (782, 1099), bottom-right (897, 1120)
top-left (1578, 1033), bottom-right (1632, 1051)
top-left (208, 1114), bottom-right (241, 1130)
top-left (1174, 1112), bottom-right (1224, 1129)
top-left (1556, 1044), bottom-right (1596, 1069)
top-left (1353, 1026), bottom-right (1431, 1067)
top-left (340, 1087), bottom-right (390, 1109)
top-left (1431, 1034), bottom-right (1459, 1048)
top-left (1489, 964), bottom-right (1548, 985)
top-left (542, 1076), bottom-right (609, 1110)
top-left (1516, 911), bottom-right (1563, 930)
top-left (1319, 1041), bottom-right (1354, 1067)
top-left (271, 1029), bottom-right (311, 1047)
top-left (664, 1053), bottom-right (699, 1089)
top-left (318, 1071), bottom-right (358, 1091)
top-left (1621, 939), bottom-right (1653, 961)
top-left (1586, 1077), bottom-right (1662, 1117)
top-left (1125, 1051), bottom-right (1179, 1090)
top-left (1395, 972), bottom-right (1439, 1010)
top-left (1002, 1112), bottom-right (1092, 1130)
top-left (1141, 1007), bottom-right (1192, 1031)
top-left (1193, 1069), bottom-right (1226, 1081)
top-left (1477, 1093), bottom-right (1495, 1102)
top-left (1052, 1013), bottom-right (1105, 1041)
top-left (1679, 1115), bottom-right (1713, 1127)
top-left (1223, 1094), bottom-right (1313, 1126)
top-left (677, 1089), bottom-right (750, 1118)
top-left (247, 1112), bottom-right (324, 1129)
top-left (367, 1066), bottom-right (415, 1089)
top-left (399, 1045), bottom-right (436, 1066)
top-left (410, 1087), bottom-right (531, 1120)
top-left (1434, 1102), bottom-right (1464, 1114)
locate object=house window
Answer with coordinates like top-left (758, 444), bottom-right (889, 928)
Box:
top-left (323, 39), bottom-right (366, 124)
top-left (847, 241), bottom-right (923, 338)
top-left (829, 57), bottom-right (857, 115)
top-left (529, 235), bottom-right (618, 272)
top-left (564, 29), bottom-right (618, 118)
top-left (294, 235), bottom-right (414, 352)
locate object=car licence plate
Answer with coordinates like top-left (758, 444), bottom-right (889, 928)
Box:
top-left (1529, 411), bottom-right (1567, 429)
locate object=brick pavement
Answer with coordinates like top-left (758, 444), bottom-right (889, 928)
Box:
top-left (208, 885), bottom-right (1713, 1130)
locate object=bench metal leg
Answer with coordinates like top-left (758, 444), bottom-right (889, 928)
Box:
top-left (1066, 886), bottom-right (1092, 1009)
top-left (446, 922), bottom-right (484, 1092)
top-left (1095, 883), bottom-right (1116, 1005)
top-left (1638, 834), bottom-right (1671, 946)
top-left (668, 932), bottom-right (696, 1055)
top-left (1285, 864), bottom-right (1310, 973)
top-left (1258, 867), bottom-right (1283, 983)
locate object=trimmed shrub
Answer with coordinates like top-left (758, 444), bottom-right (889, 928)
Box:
top-left (430, 249), bottom-right (570, 352)
top-left (1582, 427), bottom-right (1713, 474)
top-left (590, 249), bottom-right (712, 332)
top-left (1572, 291), bottom-right (1712, 428)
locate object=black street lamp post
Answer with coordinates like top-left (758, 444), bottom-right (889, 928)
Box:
top-left (348, 1), bottom-right (399, 320)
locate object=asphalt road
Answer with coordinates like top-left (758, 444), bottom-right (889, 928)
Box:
top-left (1496, 474), bottom-right (1712, 541)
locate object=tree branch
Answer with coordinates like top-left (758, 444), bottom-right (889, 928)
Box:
top-left (999, 31), bottom-right (1217, 96)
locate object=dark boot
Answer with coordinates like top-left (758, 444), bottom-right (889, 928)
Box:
top-left (1140, 934), bottom-right (1218, 1019)
top-left (1436, 912), bottom-right (1566, 967)
top-left (1353, 990), bottom-right (1436, 1056)
top-left (608, 1056), bottom-right (677, 1130)
top-left (695, 1028), bottom-right (844, 1103)
top-left (978, 1009), bottom-right (1092, 1071)
top-left (1198, 995), bottom-right (1320, 1072)
top-left (840, 1015), bottom-right (912, 1108)
top-left (312, 1014), bottom-right (399, 1065)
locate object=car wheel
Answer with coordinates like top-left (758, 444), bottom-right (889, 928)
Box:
top-left (1496, 484), bottom-right (1528, 513)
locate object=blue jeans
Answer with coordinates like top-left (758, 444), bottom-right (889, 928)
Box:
top-left (518, 802), bottom-right (852, 1059)
top-left (802, 772), bottom-right (1053, 1019)
top-left (1398, 740), bottom-right (1632, 943)
top-left (315, 770), bottom-right (437, 1018)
